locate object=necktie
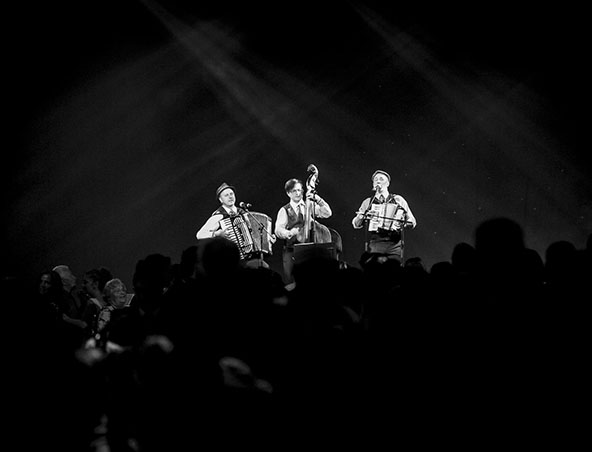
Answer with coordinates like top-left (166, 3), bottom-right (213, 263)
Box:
top-left (297, 204), bottom-right (304, 223)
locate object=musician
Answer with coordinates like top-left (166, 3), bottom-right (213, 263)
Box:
top-left (196, 182), bottom-right (275, 269)
top-left (275, 178), bottom-right (332, 284)
top-left (196, 182), bottom-right (246, 240)
top-left (352, 170), bottom-right (417, 263)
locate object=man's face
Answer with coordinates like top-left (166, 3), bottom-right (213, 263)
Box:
top-left (218, 188), bottom-right (236, 208)
top-left (39, 274), bottom-right (52, 295)
top-left (82, 276), bottom-right (98, 296)
top-left (373, 174), bottom-right (390, 191)
top-left (287, 183), bottom-right (303, 203)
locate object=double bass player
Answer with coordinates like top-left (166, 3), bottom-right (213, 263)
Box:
top-left (275, 171), bottom-right (332, 285)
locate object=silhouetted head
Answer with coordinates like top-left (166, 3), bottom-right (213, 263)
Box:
top-left (474, 217), bottom-right (525, 271)
top-left (179, 245), bottom-right (199, 280)
top-left (52, 265), bottom-right (77, 292)
top-left (200, 237), bottom-right (241, 280)
top-left (545, 240), bottom-right (576, 266)
top-left (430, 261), bottom-right (456, 279)
top-left (451, 242), bottom-right (477, 273)
top-left (545, 240), bottom-right (577, 282)
top-left (293, 246), bottom-right (339, 292)
top-left (133, 254), bottom-right (172, 301)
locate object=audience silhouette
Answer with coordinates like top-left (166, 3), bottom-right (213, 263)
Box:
top-left (4, 217), bottom-right (589, 450)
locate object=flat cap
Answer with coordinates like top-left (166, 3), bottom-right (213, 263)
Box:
top-left (371, 170), bottom-right (391, 182)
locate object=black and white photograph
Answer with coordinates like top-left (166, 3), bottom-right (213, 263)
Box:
top-left (4, 1), bottom-right (589, 450)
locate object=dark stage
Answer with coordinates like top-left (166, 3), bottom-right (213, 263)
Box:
top-left (4, 1), bottom-right (590, 286)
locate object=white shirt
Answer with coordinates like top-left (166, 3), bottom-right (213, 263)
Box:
top-left (275, 198), bottom-right (332, 239)
top-left (196, 205), bottom-right (239, 239)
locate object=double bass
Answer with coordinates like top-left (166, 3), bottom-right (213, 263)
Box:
top-left (297, 164), bottom-right (332, 244)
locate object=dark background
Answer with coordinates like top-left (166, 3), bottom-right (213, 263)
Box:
top-left (4, 1), bottom-right (589, 287)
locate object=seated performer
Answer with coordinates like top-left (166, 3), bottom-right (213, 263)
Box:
top-left (275, 178), bottom-right (332, 284)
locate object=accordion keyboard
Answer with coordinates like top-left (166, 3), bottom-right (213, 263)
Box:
top-left (220, 215), bottom-right (254, 259)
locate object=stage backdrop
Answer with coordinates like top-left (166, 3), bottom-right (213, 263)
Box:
top-left (5, 1), bottom-right (590, 287)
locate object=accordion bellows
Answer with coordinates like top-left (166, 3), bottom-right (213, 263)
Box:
top-left (221, 213), bottom-right (273, 259)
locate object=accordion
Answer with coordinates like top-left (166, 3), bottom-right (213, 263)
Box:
top-left (220, 214), bottom-right (255, 259)
top-left (367, 202), bottom-right (406, 232)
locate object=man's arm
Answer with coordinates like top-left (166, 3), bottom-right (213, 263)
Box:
top-left (311, 194), bottom-right (332, 218)
top-left (275, 207), bottom-right (299, 240)
top-left (352, 198), bottom-right (371, 229)
top-left (196, 214), bottom-right (224, 239)
top-left (394, 195), bottom-right (417, 229)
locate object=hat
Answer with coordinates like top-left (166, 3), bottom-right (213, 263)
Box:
top-left (216, 182), bottom-right (235, 199)
top-left (371, 170), bottom-right (391, 182)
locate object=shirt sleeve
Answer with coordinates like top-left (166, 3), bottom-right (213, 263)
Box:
top-left (196, 214), bottom-right (224, 239)
top-left (394, 195), bottom-right (417, 229)
top-left (274, 207), bottom-right (290, 239)
top-left (314, 196), bottom-right (332, 218)
top-left (352, 198), bottom-right (371, 229)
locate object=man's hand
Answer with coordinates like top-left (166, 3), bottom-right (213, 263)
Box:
top-left (306, 192), bottom-right (320, 203)
top-left (287, 227), bottom-right (300, 239)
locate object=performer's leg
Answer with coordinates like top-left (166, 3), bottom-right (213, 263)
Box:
top-left (282, 247), bottom-right (295, 285)
top-left (368, 240), bottom-right (402, 264)
top-left (386, 241), bottom-right (403, 263)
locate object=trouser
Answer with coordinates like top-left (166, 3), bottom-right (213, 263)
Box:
top-left (282, 247), bottom-right (295, 285)
top-left (366, 239), bottom-right (402, 261)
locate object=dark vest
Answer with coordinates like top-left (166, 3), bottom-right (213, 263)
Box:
top-left (283, 203), bottom-right (305, 247)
